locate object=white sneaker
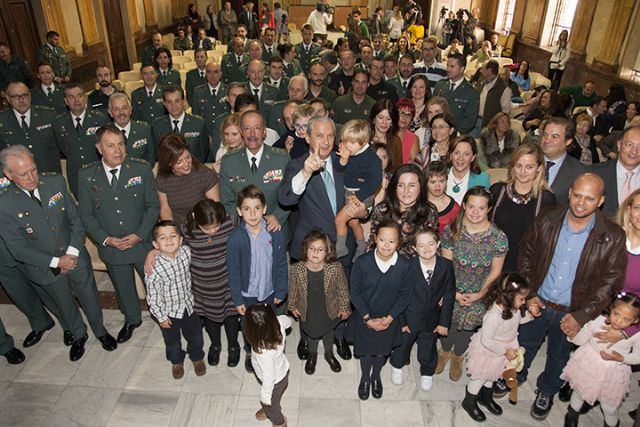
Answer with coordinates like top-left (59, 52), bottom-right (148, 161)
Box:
top-left (420, 375), bottom-right (433, 391)
top-left (391, 366), bottom-right (403, 385)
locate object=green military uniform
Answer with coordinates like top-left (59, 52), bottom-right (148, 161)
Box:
top-left (283, 60), bottom-right (303, 78)
top-left (185, 68), bottom-right (207, 107)
top-left (141, 44), bottom-right (164, 67)
top-left (220, 145), bottom-right (290, 226)
top-left (262, 45), bottom-right (278, 63)
top-left (433, 79), bottom-right (480, 134)
top-left (53, 109), bottom-right (110, 196)
top-left (221, 52), bottom-right (248, 85)
top-left (131, 85), bottom-right (165, 124)
top-left (266, 100), bottom-right (296, 135)
top-left (77, 158), bottom-right (159, 325)
top-left (30, 84), bottom-right (67, 115)
top-left (151, 113), bottom-right (209, 163)
top-left (387, 75), bottom-right (410, 98)
top-left (0, 316), bottom-right (15, 354)
top-left (294, 43), bottom-right (321, 76)
top-left (207, 112), bottom-right (229, 162)
top-left (0, 55), bottom-right (33, 92)
top-left (191, 83), bottom-right (230, 159)
top-left (156, 68), bottom-right (181, 87)
top-left (0, 174), bottom-right (106, 340)
top-left (36, 44), bottom-right (71, 81)
top-left (0, 106), bottom-right (61, 173)
top-left (120, 120), bottom-right (155, 163)
top-left (306, 86), bottom-right (337, 104)
top-left (331, 94), bottom-right (376, 124)
top-left (245, 82), bottom-right (279, 123)
top-left (265, 76), bottom-right (290, 101)
top-left (88, 87), bottom-right (120, 112)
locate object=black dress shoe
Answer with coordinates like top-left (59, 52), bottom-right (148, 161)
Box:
top-left (3, 347), bottom-right (25, 365)
top-left (324, 353), bottom-right (341, 372)
top-left (558, 381), bottom-right (572, 402)
top-left (23, 321), bottom-right (55, 348)
top-left (69, 335), bottom-right (88, 361)
top-left (358, 381), bottom-right (370, 400)
top-left (98, 333), bottom-right (118, 351)
top-left (63, 330), bottom-right (74, 346)
top-left (245, 353), bottom-right (254, 373)
top-left (208, 346), bottom-right (221, 366)
top-left (335, 338), bottom-right (352, 360)
top-left (297, 338), bottom-right (309, 360)
top-left (305, 353), bottom-right (317, 375)
top-left (371, 379), bottom-right (383, 399)
top-left (116, 321), bottom-right (142, 343)
top-left (629, 408), bottom-right (637, 420)
top-left (228, 346), bottom-right (240, 367)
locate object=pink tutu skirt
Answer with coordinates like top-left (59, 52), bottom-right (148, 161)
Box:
top-left (561, 345), bottom-right (631, 407)
top-left (465, 331), bottom-right (518, 381)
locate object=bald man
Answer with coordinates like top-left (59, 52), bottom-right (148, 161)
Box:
top-left (491, 173), bottom-right (627, 421)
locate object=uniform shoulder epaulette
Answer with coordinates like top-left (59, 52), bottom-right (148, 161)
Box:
top-left (128, 157), bottom-right (149, 165)
top-left (40, 171), bottom-right (60, 176)
top-left (190, 112), bottom-right (204, 120)
top-left (79, 161), bottom-right (98, 170)
top-left (133, 120), bottom-right (151, 128)
top-left (269, 146), bottom-right (288, 156)
top-left (32, 104), bottom-right (55, 113)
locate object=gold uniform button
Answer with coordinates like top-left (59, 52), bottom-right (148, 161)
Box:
top-left (119, 221), bottom-right (123, 225)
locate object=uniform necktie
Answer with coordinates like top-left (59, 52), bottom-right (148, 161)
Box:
top-left (211, 88), bottom-right (217, 97)
top-left (173, 119), bottom-right (180, 133)
top-left (449, 82), bottom-right (455, 92)
top-left (162, 71), bottom-right (167, 77)
top-left (200, 71), bottom-right (204, 78)
top-left (28, 190), bottom-right (41, 206)
top-left (402, 81), bottom-right (407, 89)
top-left (237, 55), bottom-right (242, 64)
top-left (620, 171), bottom-right (635, 203)
top-left (321, 161), bottom-right (337, 215)
top-left (75, 117), bottom-right (82, 133)
top-left (47, 87), bottom-right (53, 97)
top-left (253, 88), bottom-right (260, 100)
top-left (121, 128), bottom-right (127, 142)
top-left (251, 156), bottom-right (258, 174)
top-left (545, 161), bottom-right (555, 182)
top-left (305, 46), bottom-right (309, 55)
top-left (109, 169), bottom-right (118, 191)
top-left (147, 90), bottom-right (153, 98)
top-left (267, 47), bottom-right (272, 54)
top-left (20, 115), bottom-right (28, 131)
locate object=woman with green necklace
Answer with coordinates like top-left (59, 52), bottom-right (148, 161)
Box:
top-left (446, 136), bottom-right (490, 205)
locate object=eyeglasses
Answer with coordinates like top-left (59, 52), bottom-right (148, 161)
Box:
top-left (294, 123), bottom-right (308, 131)
top-left (432, 124), bottom-right (451, 130)
top-left (8, 93), bottom-right (29, 100)
top-left (399, 111), bottom-right (413, 118)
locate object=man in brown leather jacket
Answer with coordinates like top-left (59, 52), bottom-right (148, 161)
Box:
top-left (495, 173), bottom-right (627, 421)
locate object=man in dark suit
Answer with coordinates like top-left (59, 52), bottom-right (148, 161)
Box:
top-left (433, 53), bottom-right (480, 134)
top-left (53, 82), bottom-right (110, 196)
top-left (36, 31), bottom-right (71, 84)
top-left (151, 85), bottom-right (209, 163)
top-left (0, 146), bottom-right (117, 361)
top-left (108, 93), bottom-right (155, 163)
top-left (131, 65), bottom-right (166, 124)
top-left (591, 126), bottom-right (640, 216)
top-left (77, 125), bottom-right (159, 343)
top-left (238, 2), bottom-right (258, 39)
top-left (0, 81), bottom-right (61, 173)
top-left (30, 61), bottom-right (66, 114)
top-left (262, 28), bottom-right (278, 63)
top-left (184, 48), bottom-right (208, 107)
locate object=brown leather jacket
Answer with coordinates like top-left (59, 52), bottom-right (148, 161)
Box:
top-left (517, 206), bottom-right (627, 326)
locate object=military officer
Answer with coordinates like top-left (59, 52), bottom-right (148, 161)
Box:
top-left (331, 70), bottom-right (375, 125)
top-left (387, 55), bottom-right (414, 98)
top-left (30, 61), bottom-right (67, 114)
top-left (108, 93), bottom-right (155, 163)
top-left (220, 110), bottom-right (289, 229)
top-left (77, 125), bottom-right (159, 343)
top-left (141, 31), bottom-right (166, 67)
top-left (262, 28), bottom-right (278, 63)
top-left (191, 62), bottom-right (229, 157)
top-left (53, 82), bottom-right (109, 196)
top-left (221, 37), bottom-right (249, 85)
top-left (206, 82), bottom-right (245, 162)
top-left (185, 48), bottom-right (208, 108)
top-left (0, 81), bottom-right (61, 173)
top-left (238, 40), bottom-right (266, 82)
top-left (151, 85), bottom-right (209, 163)
top-left (36, 31), bottom-right (71, 84)
top-left (0, 316), bottom-right (25, 364)
top-left (295, 24), bottom-right (321, 76)
top-left (265, 57), bottom-right (289, 101)
top-left (131, 65), bottom-right (166, 124)
top-left (267, 75), bottom-right (309, 135)
top-left (245, 60), bottom-right (278, 123)
top-left (0, 146), bottom-right (117, 361)
top-left (0, 42), bottom-right (33, 94)
top-left (87, 66), bottom-right (120, 112)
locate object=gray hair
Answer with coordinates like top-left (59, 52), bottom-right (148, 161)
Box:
top-left (306, 115), bottom-right (335, 136)
top-left (108, 92), bottom-right (130, 107)
top-left (0, 145), bottom-right (34, 172)
top-left (289, 75), bottom-right (309, 93)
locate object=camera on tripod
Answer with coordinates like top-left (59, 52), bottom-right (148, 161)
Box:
top-left (439, 6), bottom-right (448, 18)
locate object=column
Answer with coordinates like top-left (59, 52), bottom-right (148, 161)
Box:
top-left (593, 0), bottom-right (635, 73)
top-left (568, 0), bottom-right (597, 61)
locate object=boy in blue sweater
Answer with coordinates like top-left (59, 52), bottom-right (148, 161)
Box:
top-left (227, 185), bottom-right (288, 373)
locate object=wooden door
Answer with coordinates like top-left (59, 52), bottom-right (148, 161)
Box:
top-left (0, 0), bottom-right (40, 69)
top-left (102, 0), bottom-right (129, 74)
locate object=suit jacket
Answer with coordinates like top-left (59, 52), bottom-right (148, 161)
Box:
top-left (193, 38), bottom-right (213, 50)
top-left (53, 109), bottom-right (110, 195)
top-left (288, 261), bottom-right (350, 321)
top-left (221, 53), bottom-right (248, 85)
top-left (433, 79), bottom-right (480, 134)
top-left (0, 106), bottom-right (61, 173)
top-left (151, 113), bottom-right (209, 163)
top-left (0, 177), bottom-right (18, 268)
top-left (402, 255), bottom-right (456, 333)
top-left (590, 159), bottom-right (619, 217)
top-left (278, 152), bottom-right (346, 259)
top-left (294, 43), bottom-right (321, 75)
top-left (185, 68), bottom-right (207, 107)
top-left (125, 120), bottom-right (155, 163)
top-left (36, 44), bottom-right (71, 79)
top-left (0, 175), bottom-right (89, 285)
top-left (549, 154), bottom-right (587, 205)
top-left (266, 76), bottom-right (290, 101)
top-left (131, 85), bottom-right (166, 124)
top-left (220, 145), bottom-right (290, 225)
top-left (77, 158), bottom-right (159, 265)
top-left (238, 10), bottom-right (258, 38)
top-left (30, 85), bottom-right (67, 114)
top-left (156, 68), bottom-right (181, 87)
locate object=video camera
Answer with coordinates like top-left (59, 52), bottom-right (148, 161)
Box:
top-left (439, 6), bottom-right (448, 19)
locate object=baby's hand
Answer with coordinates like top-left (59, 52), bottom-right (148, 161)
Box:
top-left (505, 348), bottom-right (518, 361)
top-left (284, 136), bottom-right (294, 152)
top-left (337, 142), bottom-right (351, 163)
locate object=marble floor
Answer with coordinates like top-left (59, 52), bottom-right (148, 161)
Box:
top-left (0, 302), bottom-right (637, 427)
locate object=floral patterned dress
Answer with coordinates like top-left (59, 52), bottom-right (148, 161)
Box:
top-left (441, 223), bottom-right (508, 330)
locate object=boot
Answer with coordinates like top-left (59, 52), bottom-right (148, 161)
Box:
top-left (462, 387), bottom-right (486, 422)
top-left (449, 353), bottom-right (464, 382)
top-left (564, 406), bottom-right (579, 427)
top-left (435, 350), bottom-right (451, 375)
top-left (478, 386), bottom-right (502, 415)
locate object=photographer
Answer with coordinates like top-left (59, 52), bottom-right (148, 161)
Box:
top-left (307, 2), bottom-right (333, 42)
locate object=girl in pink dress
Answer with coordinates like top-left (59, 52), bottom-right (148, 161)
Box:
top-left (561, 293), bottom-right (640, 427)
top-left (462, 272), bottom-right (534, 422)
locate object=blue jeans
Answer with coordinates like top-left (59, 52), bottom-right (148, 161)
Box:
top-left (160, 309), bottom-right (205, 364)
top-left (517, 307), bottom-right (572, 397)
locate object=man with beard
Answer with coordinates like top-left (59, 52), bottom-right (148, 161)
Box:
top-left (306, 62), bottom-right (336, 104)
top-left (88, 66), bottom-right (120, 112)
top-left (108, 93), bottom-right (155, 163)
top-left (366, 57), bottom-right (398, 104)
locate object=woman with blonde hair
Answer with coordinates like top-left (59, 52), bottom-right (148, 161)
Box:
top-left (479, 112), bottom-right (521, 168)
top-left (213, 113), bottom-right (243, 173)
top-left (489, 143), bottom-right (556, 271)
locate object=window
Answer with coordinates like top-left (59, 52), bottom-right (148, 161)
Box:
top-left (541, 0), bottom-right (579, 47)
top-left (495, 0), bottom-right (517, 34)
